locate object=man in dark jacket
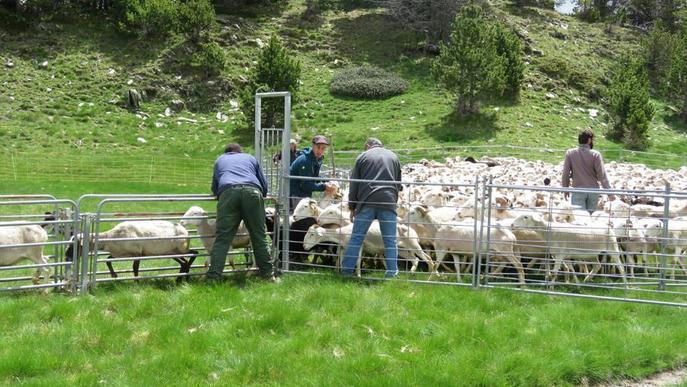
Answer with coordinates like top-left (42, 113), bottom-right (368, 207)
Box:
top-left (289, 135), bottom-right (335, 210)
top-left (341, 138), bottom-right (402, 278)
top-left (207, 143), bottom-right (278, 282)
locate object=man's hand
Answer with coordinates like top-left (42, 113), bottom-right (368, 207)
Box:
top-left (324, 183), bottom-right (336, 195)
top-left (349, 211), bottom-right (355, 223)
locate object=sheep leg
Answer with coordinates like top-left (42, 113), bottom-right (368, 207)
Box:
top-left (548, 256), bottom-right (563, 286)
top-left (106, 256), bottom-right (118, 278)
top-left (606, 252), bottom-right (627, 285)
top-left (626, 253), bottom-right (636, 278)
top-left (504, 253), bottom-right (525, 284)
top-left (583, 261), bottom-right (602, 283)
top-left (133, 259), bottom-right (141, 277)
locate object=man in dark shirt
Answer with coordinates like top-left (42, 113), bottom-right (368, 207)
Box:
top-left (341, 138), bottom-right (402, 277)
top-left (289, 135), bottom-right (335, 211)
top-left (207, 143), bottom-right (277, 282)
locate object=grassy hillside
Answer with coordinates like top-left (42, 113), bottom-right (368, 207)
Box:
top-left (1, 1), bottom-right (686, 172)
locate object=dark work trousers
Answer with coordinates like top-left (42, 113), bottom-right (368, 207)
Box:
top-left (207, 186), bottom-right (274, 279)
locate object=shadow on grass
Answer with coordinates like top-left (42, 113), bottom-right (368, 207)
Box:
top-left (425, 109), bottom-right (500, 142)
top-left (663, 112), bottom-right (687, 134)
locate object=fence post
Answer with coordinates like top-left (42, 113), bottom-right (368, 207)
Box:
top-left (79, 215), bottom-right (92, 294)
top-left (471, 176), bottom-right (481, 288)
top-left (148, 156), bottom-right (154, 184)
top-left (658, 183), bottom-right (671, 291)
top-left (481, 178), bottom-right (494, 287)
top-left (11, 152), bottom-right (17, 181)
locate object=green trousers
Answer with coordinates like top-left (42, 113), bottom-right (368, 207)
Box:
top-left (207, 186), bottom-right (274, 279)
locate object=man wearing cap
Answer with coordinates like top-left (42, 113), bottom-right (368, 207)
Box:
top-left (207, 143), bottom-right (278, 283)
top-left (341, 138), bottom-right (402, 278)
top-left (289, 135), bottom-right (335, 210)
top-left (272, 138), bottom-right (302, 166)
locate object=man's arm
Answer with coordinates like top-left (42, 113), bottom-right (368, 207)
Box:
top-left (561, 152), bottom-right (572, 188)
top-left (348, 161), bottom-right (361, 213)
top-left (594, 153), bottom-right (611, 189)
top-left (255, 159), bottom-right (269, 197)
top-left (211, 164), bottom-right (219, 197)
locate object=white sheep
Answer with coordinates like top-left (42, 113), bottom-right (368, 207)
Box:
top-left (408, 205), bottom-right (524, 283)
top-left (317, 203), bottom-right (351, 228)
top-left (88, 220), bottom-right (196, 279)
top-left (303, 222), bottom-right (435, 276)
top-left (511, 213), bottom-right (627, 285)
top-left (0, 223), bottom-right (50, 285)
top-left (292, 198), bottom-right (322, 222)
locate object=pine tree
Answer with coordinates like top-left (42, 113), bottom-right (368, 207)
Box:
top-left (494, 23), bottom-right (524, 96)
top-left (431, 4), bottom-right (506, 115)
top-left (240, 35), bottom-right (301, 128)
top-left (668, 28), bottom-right (687, 121)
top-left (607, 54), bottom-right (654, 150)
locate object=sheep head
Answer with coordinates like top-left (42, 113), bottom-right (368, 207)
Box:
top-left (293, 198), bottom-right (321, 222)
top-left (303, 225), bottom-right (326, 251)
top-left (180, 206), bottom-right (207, 227)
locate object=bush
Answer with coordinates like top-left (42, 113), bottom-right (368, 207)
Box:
top-left (117, 0), bottom-right (179, 37)
top-left (177, 0), bottom-right (216, 41)
top-left (645, 24), bottom-right (676, 91)
top-left (607, 54), bottom-right (654, 150)
top-left (194, 41), bottom-right (226, 77)
top-left (0, 6), bottom-right (29, 30)
top-left (329, 66), bottom-right (409, 99)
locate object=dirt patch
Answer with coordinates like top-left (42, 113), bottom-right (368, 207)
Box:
top-left (589, 368), bottom-right (686, 387)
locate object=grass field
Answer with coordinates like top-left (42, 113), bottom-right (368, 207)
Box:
top-left (0, 275), bottom-right (686, 386)
top-left (3, 1), bottom-right (687, 384)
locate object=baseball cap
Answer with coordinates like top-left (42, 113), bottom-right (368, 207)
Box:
top-left (289, 138), bottom-right (298, 145)
top-left (312, 135), bottom-right (329, 145)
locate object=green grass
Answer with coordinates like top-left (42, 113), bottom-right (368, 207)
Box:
top-left (0, 275), bottom-right (686, 385)
top-left (3, 3), bottom-right (687, 384)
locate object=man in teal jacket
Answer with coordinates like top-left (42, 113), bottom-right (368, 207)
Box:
top-left (289, 135), bottom-right (334, 211)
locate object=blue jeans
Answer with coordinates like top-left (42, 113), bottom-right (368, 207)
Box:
top-left (341, 206), bottom-right (398, 277)
top-left (571, 192), bottom-right (599, 214)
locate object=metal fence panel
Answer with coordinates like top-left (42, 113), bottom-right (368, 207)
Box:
top-left (0, 197), bottom-right (78, 292)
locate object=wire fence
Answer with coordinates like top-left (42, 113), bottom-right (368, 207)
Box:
top-left (1, 146), bottom-right (686, 187)
top-left (0, 152), bottom-right (216, 186)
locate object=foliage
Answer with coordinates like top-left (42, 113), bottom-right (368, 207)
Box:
top-left (117, 0), bottom-right (179, 37)
top-left (494, 23), bottom-right (524, 96)
top-left (513, 0), bottom-right (554, 8)
top-left (177, 0), bottom-right (216, 42)
top-left (193, 41), bottom-right (226, 77)
top-left (607, 54), bottom-right (654, 150)
top-left (432, 4), bottom-right (517, 115)
top-left (645, 23), bottom-right (677, 90)
top-left (329, 66), bottom-right (409, 99)
top-left (668, 28), bottom-right (687, 121)
top-left (385, 0), bottom-right (472, 44)
top-left (240, 35), bottom-right (301, 128)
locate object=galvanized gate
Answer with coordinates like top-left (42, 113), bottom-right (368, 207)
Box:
top-left (254, 91), bottom-right (292, 201)
top-left (0, 195), bottom-right (78, 292)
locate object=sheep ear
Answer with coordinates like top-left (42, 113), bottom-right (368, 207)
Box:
top-left (418, 205), bottom-right (428, 215)
top-left (316, 226), bottom-right (325, 237)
